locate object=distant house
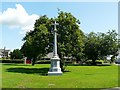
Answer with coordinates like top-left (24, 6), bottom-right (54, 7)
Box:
top-left (106, 55), bottom-right (113, 60)
top-left (42, 52), bottom-right (72, 60)
top-left (0, 48), bottom-right (10, 58)
top-left (106, 50), bottom-right (120, 61)
top-left (116, 49), bottom-right (120, 59)
top-left (42, 52), bottom-right (53, 60)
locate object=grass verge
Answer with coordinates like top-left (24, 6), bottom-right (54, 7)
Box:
top-left (2, 63), bottom-right (118, 88)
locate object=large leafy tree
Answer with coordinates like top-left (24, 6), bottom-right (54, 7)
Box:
top-left (21, 11), bottom-right (85, 68)
top-left (57, 11), bottom-right (85, 62)
top-left (99, 30), bottom-right (120, 63)
top-left (84, 32), bottom-right (99, 65)
top-left (84, 30), bottom-right (120, 65)
top-left (21, 15), bottom-right (50, 65)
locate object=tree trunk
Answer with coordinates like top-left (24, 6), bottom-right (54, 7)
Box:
top-left (92, 59), bottom-right (96, 65)
top-left (76, 56), bottom-right (81, 64)
top-left (60, 60), bottom-right (63, 72)
top-left (32, 58), bottom-right (36, 66)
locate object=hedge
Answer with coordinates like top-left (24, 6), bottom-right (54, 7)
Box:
top-left (1, 59), bottom-right (24, 63)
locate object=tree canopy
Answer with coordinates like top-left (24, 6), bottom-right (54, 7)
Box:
top-left (21, 11), bottom-right (85, 66)
top-left (84, 30), bottom-right (120, 65)
top-left (21, 15), bottom-right (50, 65)
top-left (21, 11), bottom-right (119, 67)
top-left (10, 49), bottom-right (23, 59)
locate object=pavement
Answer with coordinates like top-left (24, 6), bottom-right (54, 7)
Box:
top-left (101, 87), bottom-right (120, 90)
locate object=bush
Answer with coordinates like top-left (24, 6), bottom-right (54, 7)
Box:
top-left (1, 59), bottom-right (24, 63)
top-left (95, 60), bottom-right (104, 65)
top-left (86, 60), bottom-right (93, 65)
top-left (85, 60), bottom-right (104, 65)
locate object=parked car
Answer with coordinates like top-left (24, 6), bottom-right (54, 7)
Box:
top-left (115, 58), bottom-right (120, 64)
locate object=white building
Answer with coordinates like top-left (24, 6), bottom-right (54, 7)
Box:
top-left (116, 50), bottom-right (120, 60)
top-left (0, 48), bottom-right (10, 58)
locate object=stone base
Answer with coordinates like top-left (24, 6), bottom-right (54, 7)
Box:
top-left (48, 71), bottom-right (62, 76)
top-left (48, 55), bottom-right (62, 76)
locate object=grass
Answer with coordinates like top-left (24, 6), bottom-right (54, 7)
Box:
top-left (1, 63), bottom-right (119, 88)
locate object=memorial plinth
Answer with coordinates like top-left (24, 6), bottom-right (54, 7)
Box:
top-left (48, 21), bottom-right (62, 75)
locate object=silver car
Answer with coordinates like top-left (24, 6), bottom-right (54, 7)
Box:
top-left (115, 58), bottom-right (120, 64)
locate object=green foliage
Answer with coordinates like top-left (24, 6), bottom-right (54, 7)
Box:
top-left (10, 49), bottom-right (23, 59)
top-left (21, 11), bottom-right (119, 67)
top-left (21, 11), bottom-right (85, 67)
top-left (99, 30), bottom-right (119, 56)
top-left (84, 30), bottom-right (119, 65)
top-left (57, 11), bottom-right (85, 61)
top-left (95, 60), bottom-right (104, 65)
top-left (84, 32), bottom-right (99, 65)
top-left (21, 15), bottom-right (51, 65)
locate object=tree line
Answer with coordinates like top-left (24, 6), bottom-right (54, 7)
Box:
top-left (9, 11), bottom-right (120, 70)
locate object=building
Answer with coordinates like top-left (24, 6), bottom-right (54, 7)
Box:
top-left (42, 52), bottom-right (53, 60)
top-left (106, 50), bottom-right (120, 61)
top-left (116, 49), bottom-right (120, 60)
top-left (0, 47), bottom-right (10, 58)
top-left (42, 52), bottom-right (72, 60)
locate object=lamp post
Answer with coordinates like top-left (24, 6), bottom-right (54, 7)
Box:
top-left (48, 21), bottom-right (62, 75)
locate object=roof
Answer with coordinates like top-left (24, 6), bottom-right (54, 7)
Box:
top-left (43, 52), bottom-right (53, 58)
top-left (0, 49), bottom-right (10, 54)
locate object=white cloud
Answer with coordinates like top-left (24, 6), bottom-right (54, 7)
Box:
top-left (0, 4), bottom-right (39, 34)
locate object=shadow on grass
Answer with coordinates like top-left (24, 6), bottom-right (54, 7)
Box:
top-left (63, 70), bottom-right (71, 73)
top-left (2, 63), bottom-right (31, 66)
top-left (6, 67), bottom-right (49, 76)
top-left (66, 64), bottom-right (111, 67)
top-left (96, 64), bottom-right (111, 66)
top-left (6, 67), bottom-right (71, 76)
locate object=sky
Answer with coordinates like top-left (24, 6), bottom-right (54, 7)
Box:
top-left (0, 1), bottom-right (119, 51)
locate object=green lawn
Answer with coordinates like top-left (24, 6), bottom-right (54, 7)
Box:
top-left (1, 63), bottom-right (119, 88)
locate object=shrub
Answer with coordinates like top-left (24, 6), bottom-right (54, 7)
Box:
top-left (85, 60), bottom-right (104, 65)
top-left (86, 60), bottom-right (93, 65)
top-left (2, 59), bottom-right (24, 63)
top-left (95, 60), bottom-right (104, 65)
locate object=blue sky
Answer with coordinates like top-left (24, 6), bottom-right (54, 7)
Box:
top-left (0, 2), bottom-right (118, 51)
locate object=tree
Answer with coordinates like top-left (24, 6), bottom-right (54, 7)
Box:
top-left (99, 30), bottom-right (120, 63)
top-left (84, 30), bottom-right (120, 65)
top-left (57, 11), bottom-right (85, 63)
top-left (21, 15), bottom-right (50, 65)
top-left (10, 49), bottom-right (23, 59)
top-left (84, 32), bottom-right (99, 65)
top-left (21, 11), bottom-right (85, 70)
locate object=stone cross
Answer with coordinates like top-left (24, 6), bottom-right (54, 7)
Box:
top-left (52, 21), bottom-right (59, 57)
top-left (48, 20), bottom-right (62, 75)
